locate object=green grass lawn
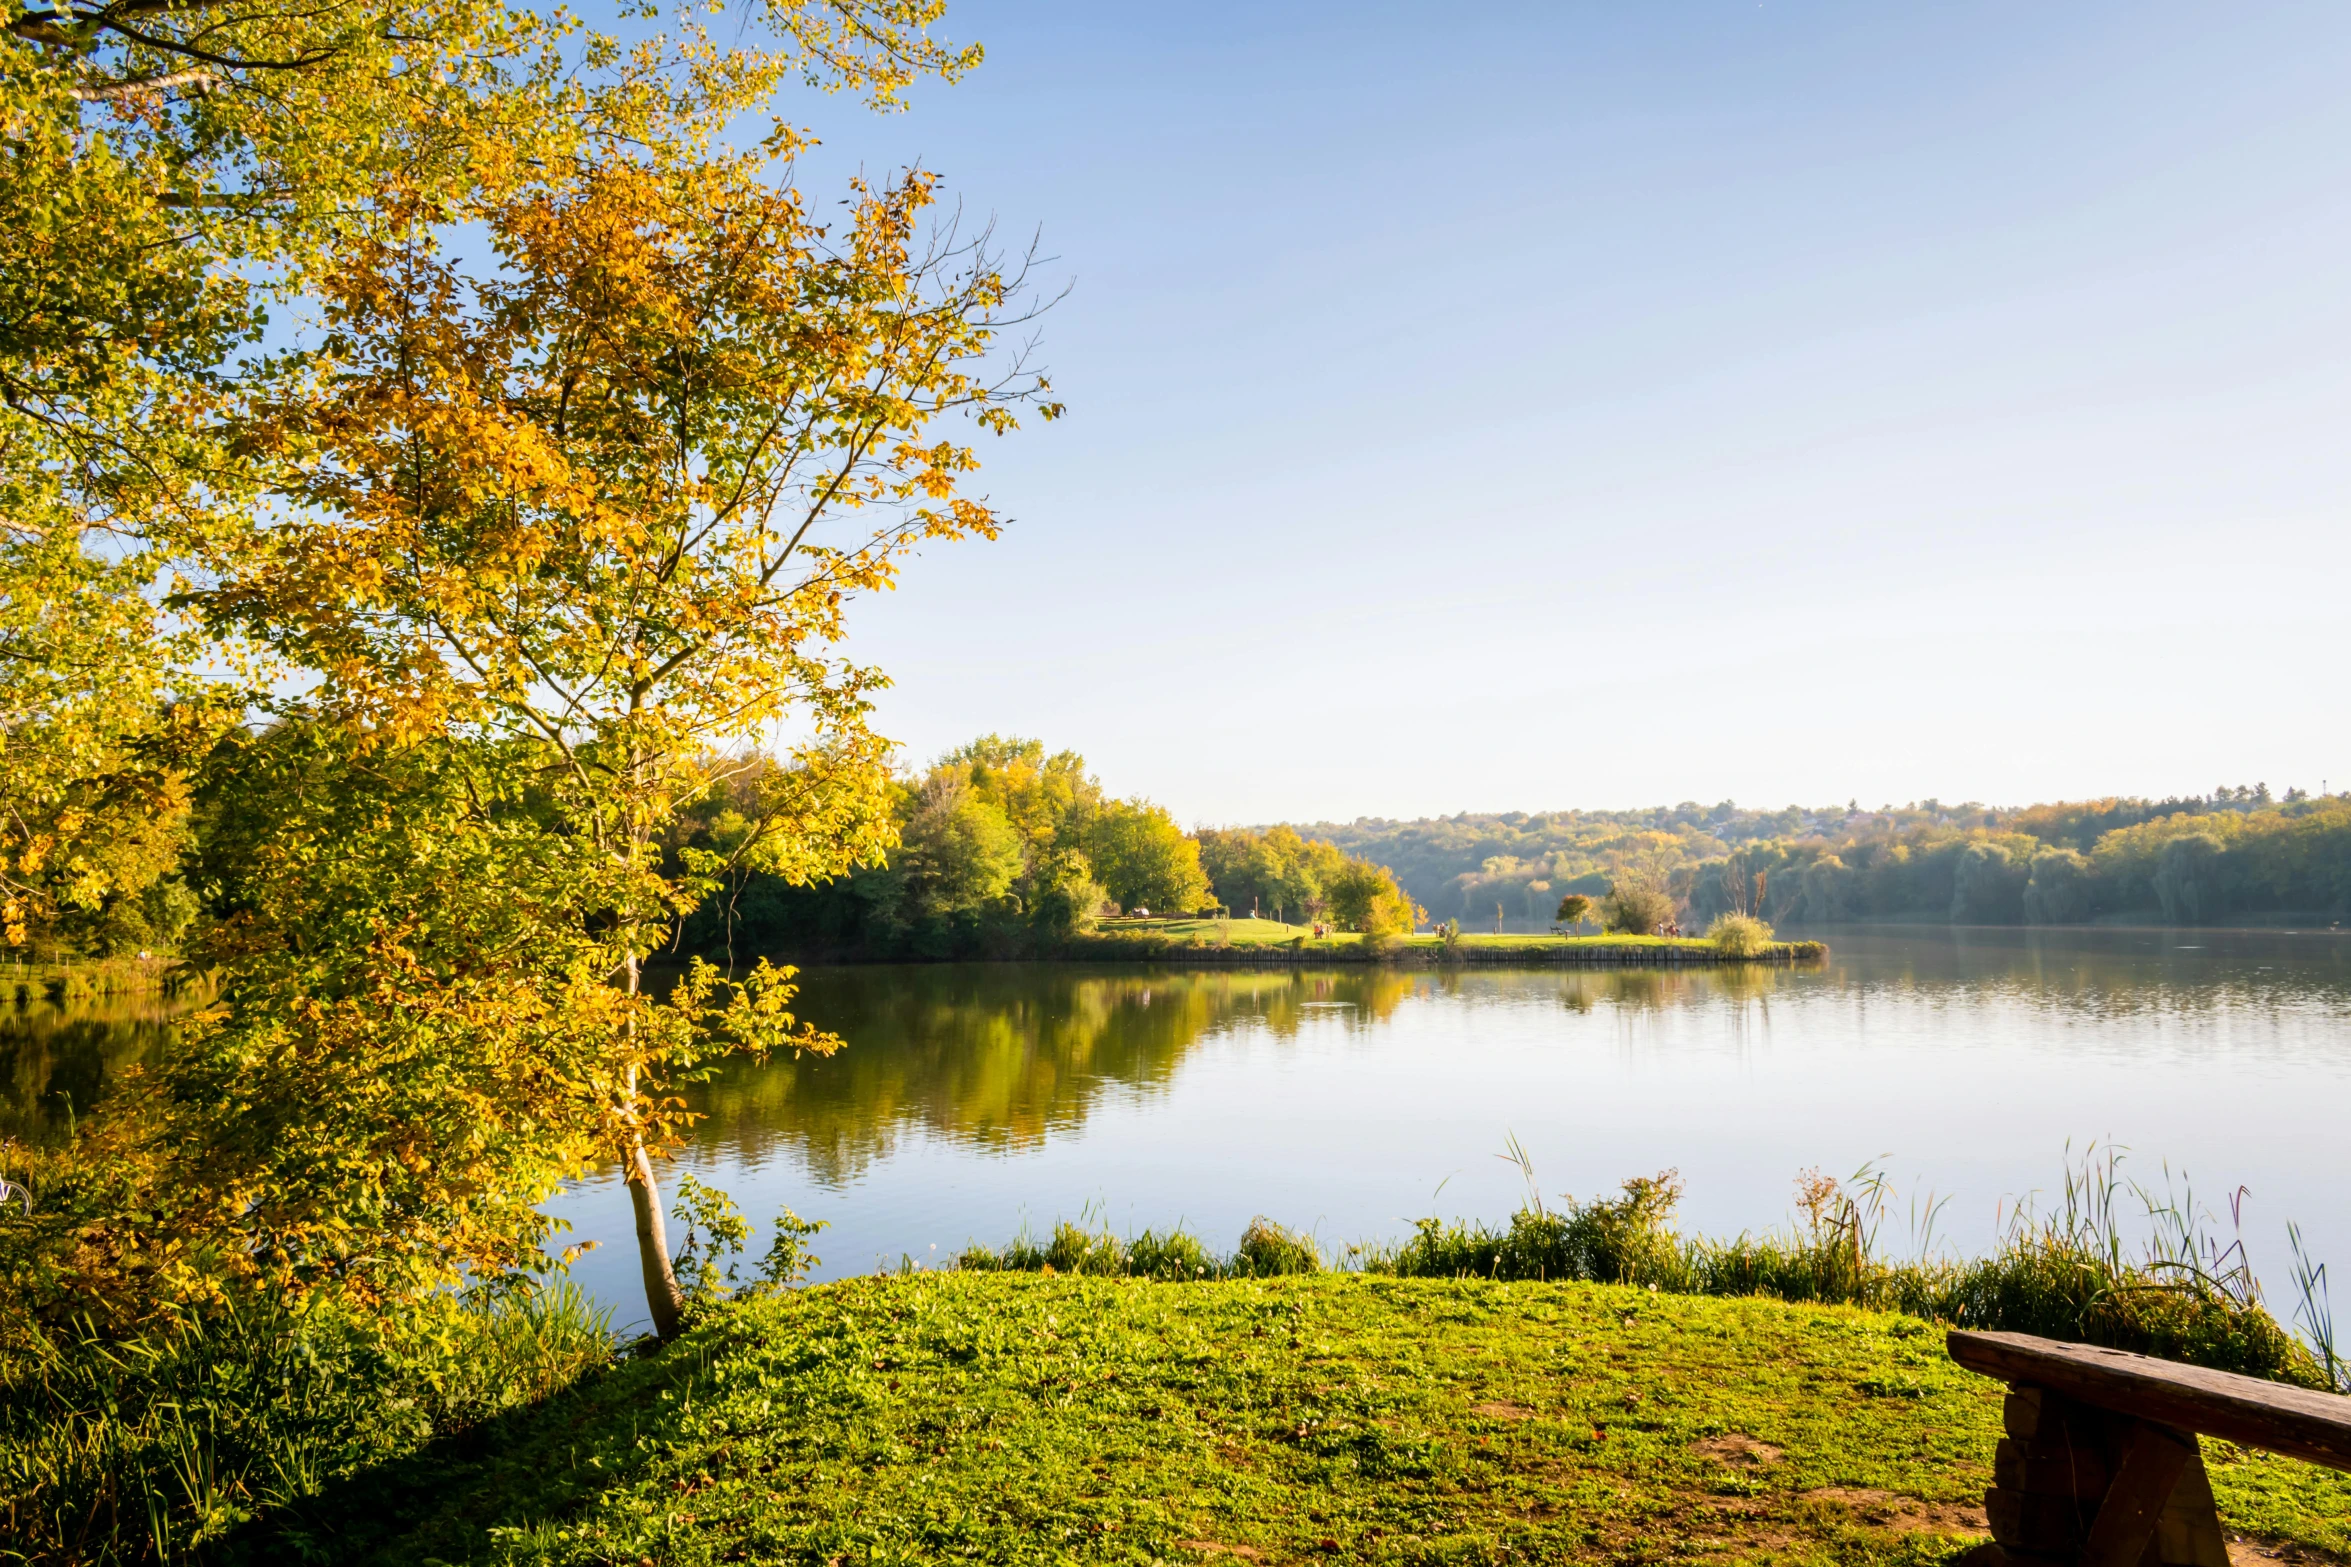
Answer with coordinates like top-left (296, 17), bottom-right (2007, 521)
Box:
top-left (1422, 931), bottom-right (1676, 948)
top-left (1089, 920), bottom-right (1701, 953)
top-left (260, 1275), bottom-right (2351, 1565)
top-left (1098, 917), bottom-right (1324, 944)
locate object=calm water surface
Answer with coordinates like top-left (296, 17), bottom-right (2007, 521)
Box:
top-left (0, 993), bottom-right (181, 1145)
top-left (551, 927), bottom-right (2351, 1328)
top-left (9, 931), bottom-right (2345, 1334)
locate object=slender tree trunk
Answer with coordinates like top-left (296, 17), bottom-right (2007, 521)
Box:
top-left (628, 1129), bottom-right (686, 1340)
top-left (620, 948), bottom-right (688, 1339)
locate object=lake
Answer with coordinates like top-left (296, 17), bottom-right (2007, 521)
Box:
top-left (9, 929), bottom-right (2347, 1336)
top-left (551, 926), bottom-right (2351, 1330)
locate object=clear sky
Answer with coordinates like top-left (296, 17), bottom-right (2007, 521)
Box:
top-left (782, 1), bottom-right (2351, 825)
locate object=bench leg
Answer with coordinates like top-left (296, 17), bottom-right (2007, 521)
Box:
top-left (1977, 1384), bottom-right (2228, 1567)
top-left (2082, 1422), bottom-right (2192, 1567)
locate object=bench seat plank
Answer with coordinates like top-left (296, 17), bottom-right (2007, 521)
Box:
top-left (1948, 1330), bottom-right (2351, 1472)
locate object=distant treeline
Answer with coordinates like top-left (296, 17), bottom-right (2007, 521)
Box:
top-left (26, 743), bottom-right (2339, 976)
top-left (678, 738), bottom-right (1415, 960)
top-left (1301, 785), bottom-right (2351, 928)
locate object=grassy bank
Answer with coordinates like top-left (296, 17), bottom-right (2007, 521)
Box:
top-left (961, 1164), bottom-right (2334, 1391)
top-left (13, 1160), bottom-right (2340, 1562)
top-left (1072, 920), bottom-right (1828, 965)
top-left (0, 1287), bottom-right (613, 1565)
top-left (227, 1273), bottom-right (2351, 1565)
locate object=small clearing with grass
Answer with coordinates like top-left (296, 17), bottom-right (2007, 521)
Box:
top-left (258, 1275), bottom-right (2350, 1566)
top-left (1077, 921), bottom-right (1822, 964)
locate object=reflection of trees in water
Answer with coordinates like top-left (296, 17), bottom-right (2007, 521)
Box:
top-left (0, 1001), bottom-right (181, 1144)
top-left (686, 966), bottom-right (1419, 1185)
top-left (666, 937), bottom-right (2351, 1187)
top-left (1813, 928), bottom-right (2351, 1023)
top-left (1419, 966), bottom-right (1790, 1015)
top-left (1549, 933), bottom-right (2351, 1025)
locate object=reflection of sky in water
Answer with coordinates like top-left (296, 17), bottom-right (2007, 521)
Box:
top-left (546, 928), bottom-right (2351, 1332)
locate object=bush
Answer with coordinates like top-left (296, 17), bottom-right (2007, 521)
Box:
top-left (1371, 1172), bottom-right (1686, 1285)
top-left (956, 1223), bottom-right (1220, 1281)
top-left (1127, 1228), bottom-right (1217, 1281)
top-left (1044, 1221), bottom-right (1127, 1276)
top-left (1707, 913), bottom-right (1774, 957)
top-left (1233, 1218), bottom-right (1320, 1276)
top-left (1602, 880), bottom-right (1676, 935)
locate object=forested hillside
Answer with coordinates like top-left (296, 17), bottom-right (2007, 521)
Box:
top-left (1299, 786), bottom-right (2351, 929)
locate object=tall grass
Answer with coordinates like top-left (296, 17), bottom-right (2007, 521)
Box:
top-left (956, 1147), bottom-right (2332, 1389)
top-left (957, 1214), bottom-right (1319, 1280)
top-left (0, 1282), bottom-right (613, 1565)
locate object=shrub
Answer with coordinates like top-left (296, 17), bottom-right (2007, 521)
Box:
top-left (1360, 1155), bottom-right (2327, 1386)
top-left (1369, 1172), bottom-right (1687, 1285)
top-left (1602, 880), bottom-right (1675, 935)
top-left (1044, 1220), bottom-right (1126, 1276)
top-left (759, 1209), bottom-right (829, 1287)
top-left (1562, 1170), bottom-right (1686, 1282)
top-left (1707, 913), bottom-right (1774, 957)
top-left (1233, 1218), bottom-right (1320, 1276)
top-left (1127, 1228), bottom-right (1217, 1281)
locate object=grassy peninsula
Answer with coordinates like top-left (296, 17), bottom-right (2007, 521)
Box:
top-left (240, 1275), bottom-right (2351, 1565)
top-left (1071, 918), bottom-right (1828, 965)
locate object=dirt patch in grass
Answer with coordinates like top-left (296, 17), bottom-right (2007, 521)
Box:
top-left (1697, 1431), bottom-right (1785, 1466)
top-left (2227, 1538), bottom-right (2351, 1565)
top-left (1803, 1485), bottom-right (1989, 1533)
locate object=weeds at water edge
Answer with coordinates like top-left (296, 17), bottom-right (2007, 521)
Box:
top-left (954, 1144), bottom-right (2330, 1388)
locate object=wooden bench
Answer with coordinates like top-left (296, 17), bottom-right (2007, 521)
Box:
top-left (1947, 1329), bottom-right (2351, 1567)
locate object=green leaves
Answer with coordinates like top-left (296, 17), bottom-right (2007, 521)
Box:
top-left (671, 957), bottom-right (840, 1065)
top-left (6, 0), bottom-right (1033, 1344)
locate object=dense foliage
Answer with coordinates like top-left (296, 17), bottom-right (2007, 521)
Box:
top-left (1, 3), bottom-right (1061, 1555)
top-left (1, 0), bottom-right (1046, 1356)
top-left (1305, 785), bottom-right (2351, 928)
top-left (672, 737), bottom-right (1424, 958)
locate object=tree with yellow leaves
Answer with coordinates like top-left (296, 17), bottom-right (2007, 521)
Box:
top-left (1, 0), bottom-right (979, 954)
top-left (192, 144), bottom-right (1057, 1335)
top-left (4, 0), bottom-right (1046, 1343)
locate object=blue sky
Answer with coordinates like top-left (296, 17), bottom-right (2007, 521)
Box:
top-left (779, 2), bottom-right (2351, 824)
